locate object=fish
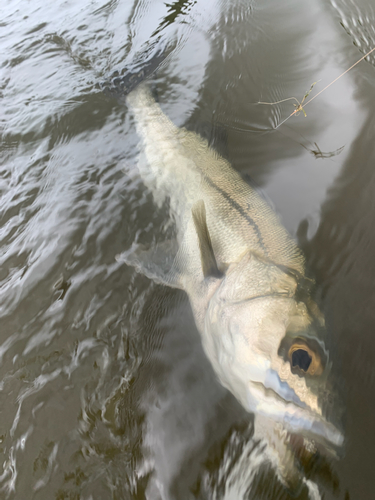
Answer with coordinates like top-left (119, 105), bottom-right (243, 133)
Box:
top-left (119, 83), bottom-right (344, 491)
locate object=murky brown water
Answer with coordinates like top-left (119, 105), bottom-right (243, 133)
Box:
top-left (1, 0), bottom-right (375, 498)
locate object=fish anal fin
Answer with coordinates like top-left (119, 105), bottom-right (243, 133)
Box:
top-left (191, 200), bottom-right (223, 279)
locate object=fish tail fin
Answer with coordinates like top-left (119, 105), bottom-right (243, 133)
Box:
top-left (101, 41), bottom-right (171, 101)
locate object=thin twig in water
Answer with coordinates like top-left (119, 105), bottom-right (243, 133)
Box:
top-left (258, 97), bottom-right (302, 107)
top-left (277, 125), bottom-right (345, 160)
top-left (259, 46), bottom-right (375, 129)
top-left (257, 81), bottom-right (318, 119)
top-left (303, 142), bottom-right (345, 159)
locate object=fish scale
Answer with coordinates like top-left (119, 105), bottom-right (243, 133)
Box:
top-left (128, 84), bottom-right (305, 274)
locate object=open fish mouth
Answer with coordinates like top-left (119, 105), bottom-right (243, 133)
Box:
top-left (248, 377), bottom-right (344, 451)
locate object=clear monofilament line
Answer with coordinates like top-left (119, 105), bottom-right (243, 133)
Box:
top-left (275, 46), bottom-right (375, 129)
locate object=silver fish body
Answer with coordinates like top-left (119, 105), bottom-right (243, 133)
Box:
top-left (122, 84), bottom-right (343, 489)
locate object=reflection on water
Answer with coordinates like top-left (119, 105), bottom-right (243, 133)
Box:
top-left (0, 0), bottom-right (375, 498)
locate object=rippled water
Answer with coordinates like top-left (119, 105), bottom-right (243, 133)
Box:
top-left (1, 0), bottom-right (375, 498)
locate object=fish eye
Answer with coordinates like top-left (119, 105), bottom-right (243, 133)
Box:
top-left (288, 340), bottom-right (323, 376)
top-left (291, 349), bottom-right (311, 371)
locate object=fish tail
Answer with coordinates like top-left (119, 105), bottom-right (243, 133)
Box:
top-left (125, 82), bottom-right (183, 212)
top-left (101, 42), bottom-right (170, 101)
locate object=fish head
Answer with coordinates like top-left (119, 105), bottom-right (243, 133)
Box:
top-left (202, 252), bottom-right (344, 454)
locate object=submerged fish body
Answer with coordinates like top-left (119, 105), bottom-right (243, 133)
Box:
top-left (123, 85), bottom-right (343, 488)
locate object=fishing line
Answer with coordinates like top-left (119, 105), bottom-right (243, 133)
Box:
top-left (275, 46), bottom-right (375, 129)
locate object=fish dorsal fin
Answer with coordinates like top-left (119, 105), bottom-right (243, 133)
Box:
top-left (191, 200), bottom-right (223, 279)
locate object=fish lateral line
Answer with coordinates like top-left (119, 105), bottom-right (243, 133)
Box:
top-left (202, 173), bottom-right (267, 254)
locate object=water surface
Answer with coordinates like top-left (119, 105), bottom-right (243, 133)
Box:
top-left (1, 0), bottom-right (375, 498)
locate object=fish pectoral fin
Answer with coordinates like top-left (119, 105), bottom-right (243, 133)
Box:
top-left (116, 239), bottom-right (183, 289)
top-left (191, 199), bottom-right (223, 279)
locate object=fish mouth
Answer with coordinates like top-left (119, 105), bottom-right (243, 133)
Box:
top-left (248, 375), bottom-right (344, 451)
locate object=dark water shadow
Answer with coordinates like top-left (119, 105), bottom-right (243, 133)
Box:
top-left (300, 78), bottom-right (375, 499)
